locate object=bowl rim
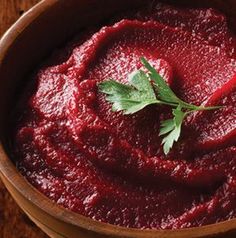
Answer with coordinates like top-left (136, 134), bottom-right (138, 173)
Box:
top-left (0, 0), bottom-right (236, 237)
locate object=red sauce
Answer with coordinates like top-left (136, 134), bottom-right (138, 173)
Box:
top-left (12, 2), bottom-right (236, 229)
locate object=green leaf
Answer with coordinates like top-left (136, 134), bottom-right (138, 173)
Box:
top-left (99, 57), bottom-right (221, 155)
top-left (160, 106), bottom-right (186, 155)
top-left (159, 119), bottom-right (175, 136)
top-left (141, 57), bottom-right (199, 109)
top-left (99, 70), bottom-right (159, 114)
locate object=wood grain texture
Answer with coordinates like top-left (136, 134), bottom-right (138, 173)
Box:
top-left (0, 1), bottom-right (48, 237)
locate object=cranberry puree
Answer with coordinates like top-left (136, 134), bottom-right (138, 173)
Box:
top-left (12, 2), bottom-right (236, 229)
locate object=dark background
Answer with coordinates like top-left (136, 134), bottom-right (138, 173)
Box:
top-left (0, 2), bottom-right (48, 238)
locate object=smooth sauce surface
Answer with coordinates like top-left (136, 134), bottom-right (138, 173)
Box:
top-left (13, 2), bottom-right (236, 229)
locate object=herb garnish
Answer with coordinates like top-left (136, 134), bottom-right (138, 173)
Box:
top-left (99, 57), bottom-right (220, 155)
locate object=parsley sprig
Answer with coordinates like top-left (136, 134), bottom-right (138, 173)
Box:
top-left (99, 58), bottom-right (220, 155)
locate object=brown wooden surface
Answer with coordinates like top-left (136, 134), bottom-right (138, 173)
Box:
top-left (0, 2), bottom-right (48, 238)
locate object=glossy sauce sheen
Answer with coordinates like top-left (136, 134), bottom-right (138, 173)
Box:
top-left (13, 2), bottom-right (236, 229)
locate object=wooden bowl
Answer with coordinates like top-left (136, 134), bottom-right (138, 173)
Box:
top-left (0, 0), bottom-right (236, 237)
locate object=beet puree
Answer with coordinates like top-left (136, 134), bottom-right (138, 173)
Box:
top-left (12, 2), bottom-right (236, 229)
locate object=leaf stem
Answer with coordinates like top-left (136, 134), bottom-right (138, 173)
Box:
top-left (99, 57), bottom-right (221, 155)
